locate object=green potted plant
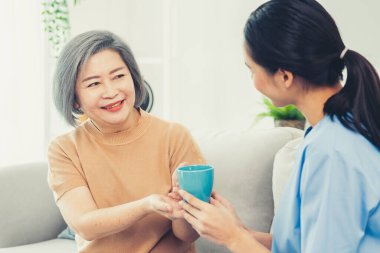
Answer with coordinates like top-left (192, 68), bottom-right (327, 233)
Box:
top-left (258, 97), bottom-right (306, 130)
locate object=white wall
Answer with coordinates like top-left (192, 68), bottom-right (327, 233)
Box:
top-left (60, 0), bottom-right (380, 133)
top-left (169, 0), bottom-right (268, 131)
top-left (0, 1), bottom-right (46, 166)
top-left (320, 0), bottom-right (380, 69)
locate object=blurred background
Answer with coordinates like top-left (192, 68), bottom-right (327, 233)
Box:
top-left (1, 0), bottom-right (379, 167)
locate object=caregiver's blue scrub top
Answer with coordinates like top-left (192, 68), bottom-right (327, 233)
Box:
top-left (271, 115), bottom-right (380, 253)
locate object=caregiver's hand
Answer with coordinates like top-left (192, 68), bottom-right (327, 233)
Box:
top-left (178, 190), bottom-right (245, 247)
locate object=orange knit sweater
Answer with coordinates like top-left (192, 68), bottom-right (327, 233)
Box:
top-left (48, 110), bottom-right (205, 253)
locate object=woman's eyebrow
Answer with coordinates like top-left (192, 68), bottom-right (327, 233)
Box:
top-left (81, 66), bottom-right (126, 83)
top-left (109, 66), bottom-right (126, 75)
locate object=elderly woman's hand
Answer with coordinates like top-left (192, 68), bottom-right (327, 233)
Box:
top-left (145, 194), bottom-right (185, 220)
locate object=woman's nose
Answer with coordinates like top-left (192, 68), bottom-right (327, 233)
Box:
top-left (102, 81), bottom-right (118, 98)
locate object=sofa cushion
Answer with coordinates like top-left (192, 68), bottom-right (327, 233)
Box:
top-left (193, 127), bottom-right (303, 252)
top-left (0, 239), bottom-right (76, 253)
top-left (0, 162), bottom-right (67, 247)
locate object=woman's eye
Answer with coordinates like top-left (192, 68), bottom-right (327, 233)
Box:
top-left (87, 82), bottom-right (100, 88)
top-left (113, 74), bottom-right (125, 80)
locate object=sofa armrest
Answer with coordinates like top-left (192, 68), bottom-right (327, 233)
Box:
top-left (0, 162), bottom-right (66, 247)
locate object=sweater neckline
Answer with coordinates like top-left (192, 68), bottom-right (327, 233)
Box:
top-left (83, 109), bottom-right (152, 145)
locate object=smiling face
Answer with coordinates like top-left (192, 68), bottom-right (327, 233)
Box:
top-left (75, 49), bottom-right (139, 132)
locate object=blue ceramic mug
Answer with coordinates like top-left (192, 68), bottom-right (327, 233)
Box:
top-left (177, 165), bottom-right (214, 202)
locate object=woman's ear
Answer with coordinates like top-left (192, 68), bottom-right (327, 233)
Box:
top-left (74, 103), bottom-right (84, 116)
top-left (275, 69), bottom-right (294, 89)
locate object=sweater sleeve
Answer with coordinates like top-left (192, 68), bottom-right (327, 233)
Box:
top-left (167, 123), bottom-right (206, 174)
top-left (47, 137), bottom-right (88, 202)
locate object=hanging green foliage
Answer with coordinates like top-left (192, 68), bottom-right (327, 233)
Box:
top-left (42, 0), bottom-right (78, 57)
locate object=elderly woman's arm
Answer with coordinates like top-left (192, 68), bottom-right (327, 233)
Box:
top-left (150, 230), bottom-right (193, 253)
top-left (57, 186), bottom-right (173, 241)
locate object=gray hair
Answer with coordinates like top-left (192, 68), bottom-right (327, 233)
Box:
top-left (53, 30), bottom-right (146, 127)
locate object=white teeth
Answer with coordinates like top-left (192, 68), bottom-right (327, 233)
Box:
top-left (107, 101), bottom-right (121, 109)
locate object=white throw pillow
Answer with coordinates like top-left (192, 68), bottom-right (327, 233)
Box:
top-left (272, 137), bottom-right (303, 213)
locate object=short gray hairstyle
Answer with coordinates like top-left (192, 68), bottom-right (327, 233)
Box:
top-left (53, 30), bottom-right (146, 127)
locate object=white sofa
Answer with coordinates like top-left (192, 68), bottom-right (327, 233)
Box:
top-left (0, 127), bottom-right (302, 253)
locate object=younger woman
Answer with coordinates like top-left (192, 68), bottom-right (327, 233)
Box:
top-left (178, 1), bottom-right (380, 252)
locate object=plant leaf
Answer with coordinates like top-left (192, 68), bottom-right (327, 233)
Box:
top-left (256, 97), bottom-right (305, 121)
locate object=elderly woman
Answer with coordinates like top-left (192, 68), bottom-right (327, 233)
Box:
top-left (48, 30), bottom-right (205, 253)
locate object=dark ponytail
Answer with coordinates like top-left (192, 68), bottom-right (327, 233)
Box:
top-left (324, 50), bottom-right (380, 148)
top-left (244, 0), bottom-right (380, 148)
